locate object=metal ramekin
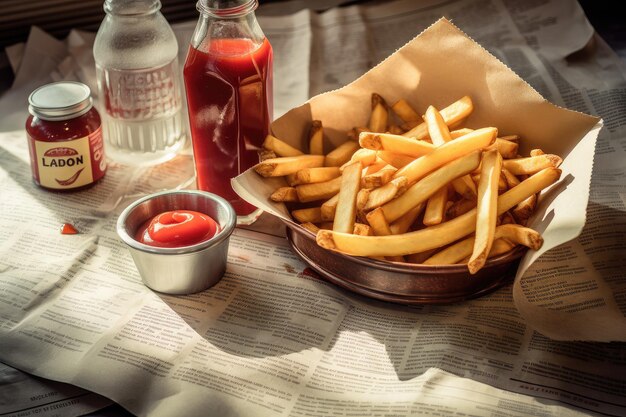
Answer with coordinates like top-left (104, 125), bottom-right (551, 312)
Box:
top-left (117, 190), bottom-right (236, 294)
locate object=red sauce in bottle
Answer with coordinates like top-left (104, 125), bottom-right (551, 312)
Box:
top-left (135, 210), bottom-right (219, 248)
top-left (183, 38), bottom-right (273, 216)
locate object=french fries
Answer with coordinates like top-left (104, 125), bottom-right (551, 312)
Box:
top-left (253, 94), bottom-right (564, 274)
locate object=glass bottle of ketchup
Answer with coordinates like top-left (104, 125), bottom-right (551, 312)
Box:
top-left (184, 0), bottom-right (273, 225)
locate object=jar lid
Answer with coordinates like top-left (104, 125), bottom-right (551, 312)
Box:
top-left (28, 81), bottom-right (93, 121)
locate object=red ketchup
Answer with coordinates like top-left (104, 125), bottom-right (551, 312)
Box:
top-left (135, 210), bottom-right (219, 248)
top-left (184, 35), bottom-right (273, 218)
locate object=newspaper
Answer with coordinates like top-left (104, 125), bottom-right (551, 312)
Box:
top-left (1, 0), bottom-right (625, 416)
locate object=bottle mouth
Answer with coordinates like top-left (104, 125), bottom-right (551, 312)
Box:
top-left (196, 0), bottom-right (258, 17)
top-left (104, 0), bottom-right (161, 16)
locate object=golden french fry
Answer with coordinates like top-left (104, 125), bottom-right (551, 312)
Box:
top-left (341, 148), bottom-right (378, 170)
top-left (487, 138), bottom-right (519, 159)
top-left (347, 127), bottom-right (369, 141)
top-left (300, 222), bottom-right (320, 234)
top-left (315, 168), bottom-right (561, 257)
top-left (359, 132), bottom-right (435, 157)
top-left (394, 127), bottom-right (497, 184)
top-left (468, 150), bottom-right (503, 274)
top-left (369, 93), bottom-right (388, 133)
top-left (449, 128), bottom-right (474, 139)
top-left (382, 150), bottom-right (481, 223)
top-left (325, 141), bottom-right (360, 167)
top-left (530, 149), bottom-right (545, 156)
top-left (503, 154), bottom-right (562, 175)
top-left (423, 186), bottom-right (448, 226)
top-left (488, 238), bottom-right (516, 258)
top-left (403, 96), bottom-right (474, 139)
top-left (446, 198), bottom-right (476, 219)
top-left (296, 175), bottom-right (342, 202)
top-left (290, 167), bottom-right (341, 185)
top-left (259, 149), bottom-right (277, 161)
top-left (512, 193), bottom-right (537, 224)
top-left (502, 168), bottom-right (521, 188)
top-left (353, 223), bottom-right (373, 236)
top-left (499, 135), bottom-right (519, 142)
top-left (365, 160), bottom-right (387, 175)
top-left (360, 176), bottom-right (408, 211)
top-left (425, 105), bottom-right (452, 145)
top-left (333, 162), bottom-right (362, 233)
top-left (320, 194), bottom-right (339, 222)
top-left (391, 99), bottom-right (421, 122)
top-left (388, 125), bottom-right (405, 135)
top-left (292, 207), bottom-right (323, 223)
top-left (451, 175), bottom-right (477, 199)
top-left (262, 134), bottom-right (304, 157)
top-left (270, 186), bottom-right (299, 202)
top-left (366, 207), bottom-right (393, 235)
top-left (377, 151), bottom-right (415, 169)
top-left (389, 203), bottom-right (425, 235)
top-left (361, 164), bottom-right (397, 189)
top-left (425, 224), bottom-right (541, 266)
top-left (309, 120), bottom-right (324, 155)
top-left (254, 154), bottom-right (325, 177)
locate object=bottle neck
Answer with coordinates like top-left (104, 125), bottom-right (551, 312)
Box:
top-left (196, 0), bottom-right (258, 18)
top-left (104, 0), bottom-right (161, 16)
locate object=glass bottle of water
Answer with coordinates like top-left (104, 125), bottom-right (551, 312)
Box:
top-left (93, 0), bottom-right (185, 166)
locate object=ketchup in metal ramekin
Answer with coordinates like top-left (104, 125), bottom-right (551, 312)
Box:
top-left (26, 81), bottom-right (106, 191)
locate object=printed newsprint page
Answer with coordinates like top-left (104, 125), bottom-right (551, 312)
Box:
top-left (1, 0), bottom-right (626, 417)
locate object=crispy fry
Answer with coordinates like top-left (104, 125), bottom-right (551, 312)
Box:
top-left (388, 125), bottom-right (405, 135)
top-left (292, 207), bottom-right (323, 223)
top-left (403, 96), bottom-right (474, 139)
top-left (488, 238), bottom-right (516, 258)
top-left (262, 134), bottom-right (304, 157)
top-left (503, 154), bottom-right (562, 175)
top-left (300, 222), bottom-right (320, 234)
top-left (389, 203), bottom-right (425, 235)
top-left (333, 162), bottom-right (362, 233)
top-left (425, 224), bottom-right (541, 265)
top-left (270, 186), bottom-right (299, 202)
top-left (502, 168), bottom-right (521, 188)
top-left (487, 139), bottom-right (519, 159)
top-left (315, 168), bottom-right (560, 257)
top-left (347, 127), bottom-right (369, 141)
top-left (425, 106), bottom-right (452, 145)
top-left (254, 154), bottom-right (325, 177)
top-left (365, 208), bottom-right (405, 262)
top-left (530, 149), bottom-right (545, 156)
top-left (423, 186), bottom-right (448, 226)
top-left (446, 198), bottom-right (476, 219)
top-left (394, 127), bottom-right (497, 184)
top-left (361, 165), bottom-right (397, 189)
top-left (365, 160), bottom-right (387, 175)
top-left (320, 194), bottom-right (339, 221)
top-left (309, 120), bottom-right (324, 155)
top-left (359, 132), bottom-right (435, 157)
top-left (325, 141), bottom-right (360, 167)
top-left (382, 150), bottom-right (481, 223)
top-left (341, 148), bottom-right (378, 171)
top-left (259, 149), bottom-right (277, 161)
top-left (377, 151), bottom-right (415, 169)
top-left (359, 176), bottom-right (408, 211)
top-left (392, 99), bottom-right (421, 122)
top-left (449, 128), bottom-right (474, 139)
top-left (290, 167), bottom-right (341, 185)
top-left (296, 175), bottom-right (342, 202)
top-left (451, 175), bottom-right (477, 199)
top-left (468, 150), bottom-right (503, 274)
top-left (369, 93), bottom-right (388, 133)
top-left (353, 223), bottom-right (372, 236)
top-left (512, 193), bottom-right (537, 224)
top-left (405, 249), bottom-right (438, 264)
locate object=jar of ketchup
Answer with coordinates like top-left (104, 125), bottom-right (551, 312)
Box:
top-left (183, 0), bottom-right (273, 225)
top-left (26, 82), bottom-right (106, 191)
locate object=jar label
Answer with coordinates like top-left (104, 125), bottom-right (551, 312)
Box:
top-left (32, 127), bottom-right (105, 189)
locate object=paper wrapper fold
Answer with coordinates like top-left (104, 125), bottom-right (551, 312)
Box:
top-left (232, 18), bottom-right (602, 328)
